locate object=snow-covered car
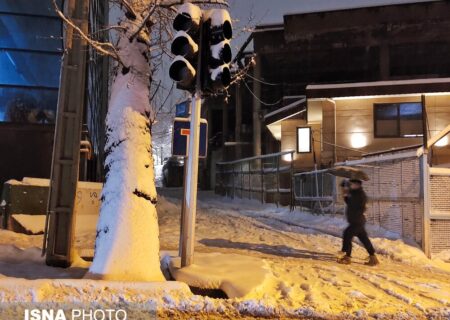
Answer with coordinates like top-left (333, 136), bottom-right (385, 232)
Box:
top-left (162, 156), bottom-right (207, 188)
top-left (162, 156), bottom-right (185, 187)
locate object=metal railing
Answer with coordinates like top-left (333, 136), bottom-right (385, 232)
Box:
top-left (215, 151), bottom-right (295, 208)
top-left (292, 169), bottom-right (339, 214)
top-left (293, 150), bottom-right (424, 242)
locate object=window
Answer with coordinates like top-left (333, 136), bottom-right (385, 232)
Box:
top-left (374, 103), bottom-right (423, 138)
top-left (0, 0), bottom-right (62, 123)
top-left (297, 127), bottom-right (311, 153)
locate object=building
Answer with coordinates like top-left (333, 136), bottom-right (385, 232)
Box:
top-left (212, 1), bottom-right (450, 256)
top-left (214, 0), bottom-right (450, 172)
top-left (0, 0), bottom-right (109, 188)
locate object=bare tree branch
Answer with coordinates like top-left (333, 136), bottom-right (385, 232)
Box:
top-left (52, 0), bottom-right (126, 67)
top-left (119, 0), bottom-right (139, 19)
top-left (130, 1), bottom-right (159, 41)
top-left (230, 55), bottom-right (256, 86)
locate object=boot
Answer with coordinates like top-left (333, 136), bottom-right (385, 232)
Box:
top-left (365, 255), bottom-right (379, 266)
top-left (337, 255), bottom-right (351, 264)
top-left (337, 251), bottom-right (346, 258)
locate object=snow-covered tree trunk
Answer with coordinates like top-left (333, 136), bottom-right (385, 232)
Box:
top-left (86, 18), bottom-right (164, 281)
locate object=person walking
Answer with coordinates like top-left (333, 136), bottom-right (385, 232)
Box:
top-left (338, 179), bottom-right (379, 266)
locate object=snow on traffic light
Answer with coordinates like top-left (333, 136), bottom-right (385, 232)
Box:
top-left (169, 3), bottom-right (202, 91)
top-left (169, 4), bottom-right (232, 94)
top-left (205, 8), bottom-right (233, 91)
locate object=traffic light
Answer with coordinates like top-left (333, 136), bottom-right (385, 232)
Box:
top-left (205, 9), bottom-right (232, 91)
top-left (169, 5), bottom-right (233, 93)
top-left (169, 3), bottom-right (202, 91)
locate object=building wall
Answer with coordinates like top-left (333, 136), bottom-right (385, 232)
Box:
top-left (278, 94), bottom-right (450, 170)
top-left (281, 118), bottom-right (321, 171)
top-left (324, 94), bottom-right (450, 162)
top-left (253, 1), bottom-right (450, 116)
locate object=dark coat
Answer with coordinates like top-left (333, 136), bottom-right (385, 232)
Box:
top-left (344, 188), bottom-right (367, 225)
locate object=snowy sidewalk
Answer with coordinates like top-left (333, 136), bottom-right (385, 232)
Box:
top-left (158, 189), bottom-right (450, 319)
top-left (0, 189), bottom-right (448, 319)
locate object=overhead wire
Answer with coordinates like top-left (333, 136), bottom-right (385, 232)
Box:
top-left (246, 73), bottom-right (282, 86)
top-left (242, 80), bottom-right (283, 106)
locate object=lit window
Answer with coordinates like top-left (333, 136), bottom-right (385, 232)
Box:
top-left (297, 127), bottom-right (311, 153)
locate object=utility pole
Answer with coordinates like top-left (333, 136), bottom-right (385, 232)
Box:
top-left (43, 0), bottom-right (89, 267)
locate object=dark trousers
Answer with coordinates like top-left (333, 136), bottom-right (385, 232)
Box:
top-left (342, 224), bottom-right (375, 257)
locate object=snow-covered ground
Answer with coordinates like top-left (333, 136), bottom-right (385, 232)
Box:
top-left (0, 189), bottom-right (449, 319)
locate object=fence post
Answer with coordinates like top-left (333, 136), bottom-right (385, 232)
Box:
top-left (421, 153), bottom-right (431, 258)
top-left (276, 154), bottom-right (280, 207)
top-left (241, 162), bottom-right (244, 199)
top-left (232, 164), bottom-right (235, 199)
top-left (261, 159), bottom-right (264, 204)
top-left (290, 152), bottom-right (294, 211)
top-left (248, 160), bottom-right (252, 200)
top-left (327, 173), bottom-right (338, 214)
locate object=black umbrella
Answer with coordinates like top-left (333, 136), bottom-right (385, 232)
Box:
top-left (328, 166), bottom-right (369, 181)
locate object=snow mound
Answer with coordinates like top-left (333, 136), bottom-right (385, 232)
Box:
top-left (373, 238), bottom-right (450, 271)
top-left (0, 277), bottom-right (191, 304)
top-left (11, 215), bottom-right (45, 234)
top-left (11, 214), bottom-right (98, 236)
top-left (166, 252), bottom-right (272, 298)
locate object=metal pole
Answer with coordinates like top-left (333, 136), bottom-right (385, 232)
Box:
top-left (179, 155), bottom-right (188, 257)
top-left (241, 162), bottom-right (244, 199)
top-left (248, 160), bottom-right (252, 200)
top-left (261, 159), bottom-right (264, 204)
top-left (421, 94), bottom-right (431, 257)
top-left (181, 93), bottom-right (202, 267)
top-left (179, 14), bottom-right (208, 267)
top-left (422, 153), bottom-right (431, 257)
top-left (276, 155), bottom-right (280, 207)
top-left (421, 95), bottom-right (428, 149)
top-left (290, 152), bottom-right (294, 211)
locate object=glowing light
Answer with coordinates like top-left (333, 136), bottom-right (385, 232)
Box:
top-left (297, 127), bottom-right (311, 153)
top-left (435, 135), bottom-right (449, 147)
top-left (351, 133), bottom-right (367, 149)
top-left (282, 153), bottom-right (292, 162)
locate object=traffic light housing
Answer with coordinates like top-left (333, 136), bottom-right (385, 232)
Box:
top-left (204, 9), bottom-right (232, 92)
top-left (169, 5), bottom-right (233, 94)
top-left (169, 3), bottom-right (202, 91)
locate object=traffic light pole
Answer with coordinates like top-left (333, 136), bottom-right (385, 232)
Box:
top-left (173, 6), bottom-right (231, 267)
top-left (180, 16), bottom-right (208, 267)
top-left (180, 92), bottom-right (202, 267)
